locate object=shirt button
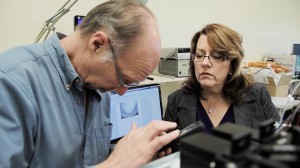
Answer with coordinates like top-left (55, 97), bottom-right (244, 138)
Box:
top-left (65, 83), bottom-right (70, 90)
top-left (77, 100), bottom-right (81, 104)
top-left (75, 79), bottom-right (80, 84)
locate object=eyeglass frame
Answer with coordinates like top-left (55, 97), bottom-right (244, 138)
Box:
top-left (191, 53), bottom-right (227, 63)
top-left (108, 39), bottom-right (139, 88)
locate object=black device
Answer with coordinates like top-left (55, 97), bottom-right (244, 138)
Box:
top-left (180, 132), bottom-right (234, 168)
top-left (212, 122), bottom-right (252, 154)
top-left (158, 120), bottom-right (205, 153)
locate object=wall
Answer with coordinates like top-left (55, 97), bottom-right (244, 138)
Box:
top-left (1, 0), bottom-right (300, 63)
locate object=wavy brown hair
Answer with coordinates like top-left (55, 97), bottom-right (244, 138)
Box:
top-left (183, 23), bottom-right (253, 103)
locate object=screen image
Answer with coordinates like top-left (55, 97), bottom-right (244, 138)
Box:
top-left (109, 84), bottom-right (163, 141)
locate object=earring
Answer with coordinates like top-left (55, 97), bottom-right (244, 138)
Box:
top-left (229, 72), bottom-right (232, 75)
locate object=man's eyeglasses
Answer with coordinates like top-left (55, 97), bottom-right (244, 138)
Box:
top-left (192, 52), bottom-right (226, 63)
top-left (108, 40), bottom-right (139, 88)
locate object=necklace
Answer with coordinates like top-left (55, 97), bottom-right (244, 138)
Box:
top-left (201, 100), bottom-right (214, 113)
top-left (208, 106), bottom-right (213, 113)
top-left (200, 99), bottom-right (215, 114)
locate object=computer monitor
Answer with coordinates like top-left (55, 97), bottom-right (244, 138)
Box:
top-left (293, 44), bottom-right (300, 78)
top-left (74, 15), bottom-right (85, 30)
top-left (109, 83), bottom-right (163, 142)
top-left (293, 43), bottom-right (300, 55)
top-left (294, 55), bottom-right (300, 78)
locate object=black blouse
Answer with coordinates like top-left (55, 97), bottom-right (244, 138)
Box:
top-left (196, 99), bottom-right (234, 133)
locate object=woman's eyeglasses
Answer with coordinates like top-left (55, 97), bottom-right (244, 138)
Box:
top-left (192, 53), bottom-right (226, 63)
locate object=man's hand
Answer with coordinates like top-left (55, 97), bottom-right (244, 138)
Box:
top-left (97, 120), bottom-right (179, 168)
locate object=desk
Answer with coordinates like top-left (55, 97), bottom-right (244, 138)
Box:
top-left (141, 74), bottom-right (186, 85)
top-left (141, 74), bottom-right (186, 114)
top-left (142, 151), bottom-right (180, 168)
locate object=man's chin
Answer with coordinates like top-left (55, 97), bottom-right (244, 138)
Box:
top-left (98, 88), bottom-right (107, 93)
top-left (91, 87), bottom-right (114, 93)
top-left (85, 84), bottom-right (115, 92)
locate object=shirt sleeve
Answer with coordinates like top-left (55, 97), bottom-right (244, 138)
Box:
top-left (0, 71), bottom-right (37, 168)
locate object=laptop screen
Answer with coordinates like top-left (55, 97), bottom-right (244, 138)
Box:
top-left (109, 83), bottom-right (163, 141)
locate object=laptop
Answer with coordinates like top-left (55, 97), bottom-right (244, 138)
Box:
top-left (109, 83), bottom-right (163, 142)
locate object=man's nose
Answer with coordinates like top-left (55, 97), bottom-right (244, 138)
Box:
top-left (114, 86), bottom-right (128, 96)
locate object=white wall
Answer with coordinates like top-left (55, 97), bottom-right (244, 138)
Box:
top-left (1, 0), bottom-right (300, 62)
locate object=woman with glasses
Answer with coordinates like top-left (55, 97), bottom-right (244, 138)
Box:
top-left (164, 23), bottom-right (280, 136)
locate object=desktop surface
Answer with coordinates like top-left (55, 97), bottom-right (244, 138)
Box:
top-left (142, 152), bottom-right (180, 168)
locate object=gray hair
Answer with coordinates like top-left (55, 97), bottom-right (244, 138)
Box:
top-left (77, 0), bottom-right (155, 55)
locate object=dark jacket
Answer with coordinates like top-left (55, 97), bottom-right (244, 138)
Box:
top-left (164, 83), bottom-right (280, 130)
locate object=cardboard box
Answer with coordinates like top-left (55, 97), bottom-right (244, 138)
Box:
top-left (247, 74), bottom-right (292, 97)
top-left (269, 54), bottom-right (296, 76)
top-left (265, 75), bottom-right (292, 97)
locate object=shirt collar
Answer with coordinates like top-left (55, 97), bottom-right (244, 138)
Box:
top-left (43, 32), bottom-right (82, 91)
top-left (43, 33), bottom-right (104, 96)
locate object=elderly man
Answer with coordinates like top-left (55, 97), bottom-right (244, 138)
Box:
top-left (0, 0), bottom-right (179, 168)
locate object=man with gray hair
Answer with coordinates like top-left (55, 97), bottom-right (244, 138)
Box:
top-left (0, 0), bottom-right (179, 167)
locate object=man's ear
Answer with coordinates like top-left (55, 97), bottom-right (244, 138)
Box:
top-left (89, 31), bottom-right (109, 53)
